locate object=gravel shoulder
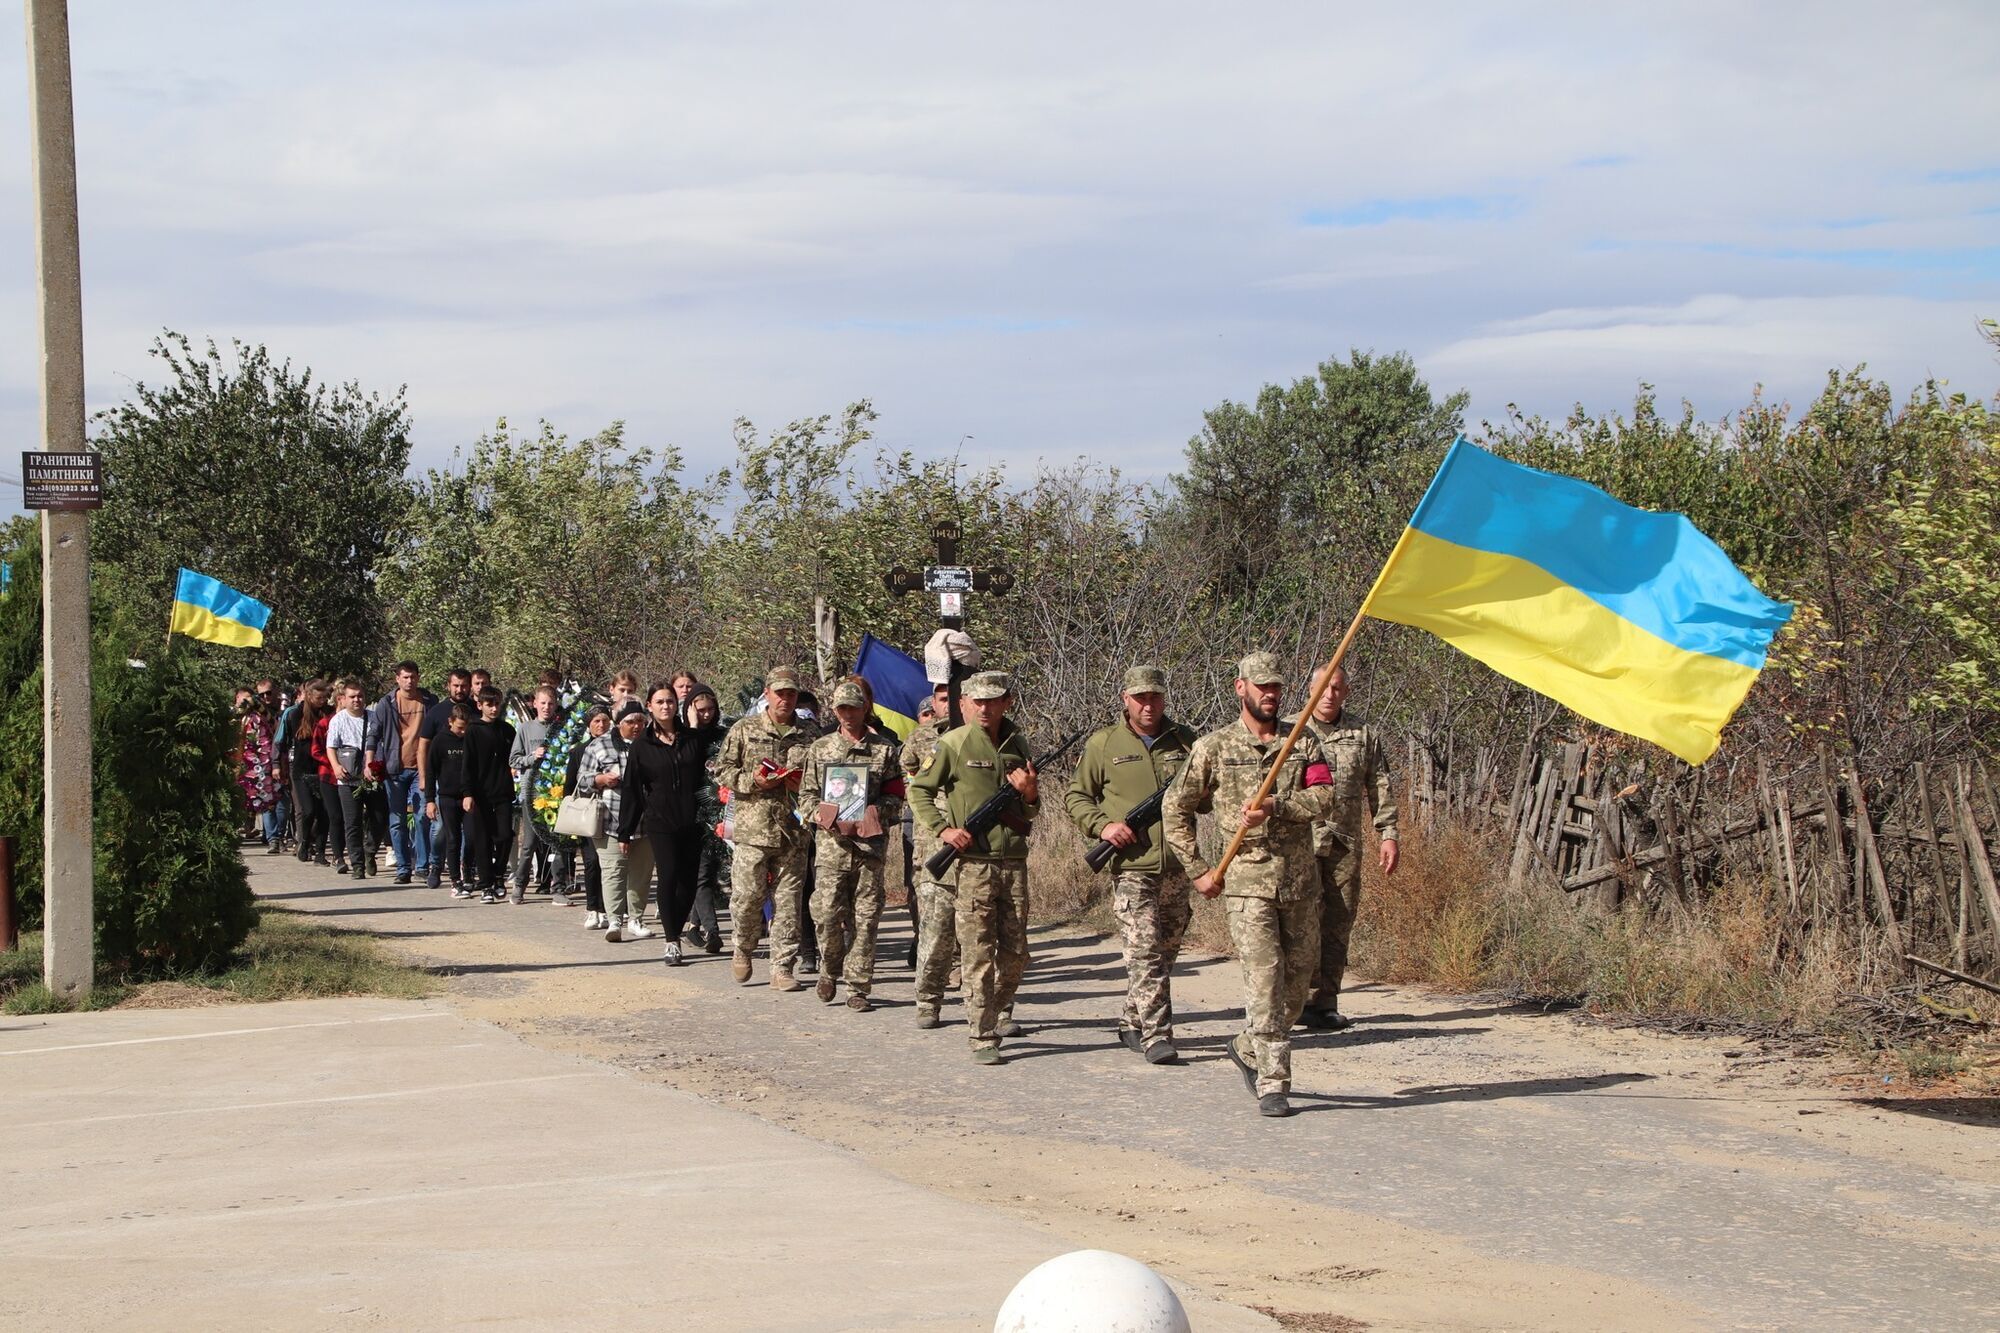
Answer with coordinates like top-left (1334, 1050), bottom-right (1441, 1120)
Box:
top-left (249, 856), bottom-right (1999, 1332)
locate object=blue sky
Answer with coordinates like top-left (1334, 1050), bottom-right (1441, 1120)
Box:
top-left (0, 1), bottom-right (1996, 503)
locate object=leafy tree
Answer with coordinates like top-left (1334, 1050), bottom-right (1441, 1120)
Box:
top-left (381, 419), bottom-right (710, 686)
top-left (90, 332), bottom-right (413, 680)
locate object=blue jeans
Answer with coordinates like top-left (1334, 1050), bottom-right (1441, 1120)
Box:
top-left (261, 794), bottom-right (289, 846)
top-left (385, 769), bottom-right (425, 874)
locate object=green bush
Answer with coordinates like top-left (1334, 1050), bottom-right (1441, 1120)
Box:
top-left (0, 530), bottom-right (254, 970)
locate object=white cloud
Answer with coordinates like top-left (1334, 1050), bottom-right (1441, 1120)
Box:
top-left (0, 0), bottom-right (1994, 502)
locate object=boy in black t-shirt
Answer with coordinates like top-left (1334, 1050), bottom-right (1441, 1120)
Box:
top-left (423, 704), bottom-right (477, 896)
top-left (468, 686), bottom-right (518, 902)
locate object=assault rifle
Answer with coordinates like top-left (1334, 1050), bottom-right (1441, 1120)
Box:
top-left (924, 725), bottom-right (1090, 878)
top-left (1083, 777), bottom-right (1177, 873)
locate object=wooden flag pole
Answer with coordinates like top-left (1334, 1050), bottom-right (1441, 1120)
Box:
top-left (1210, 527), bottom-right (1413, 887)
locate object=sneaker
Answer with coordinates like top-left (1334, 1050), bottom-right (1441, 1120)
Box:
top-left (1258, 1092), bottom-right (1294, 1118)
top-left (915, 1005), bottom-right (941, 1030)
top-left (662, 941), bottom-right (684, 967)
top-left (1224, 1036), bottom-right (1259, 1097)
top-left (509, 890), bottom-right (525, 905)
top-left (265, 842), bottom-right (286, 856)
top-left (971, 1047), bottom-right (1003, 1066)
top-left (798, 955), bottom-right (819, 976)
top-left (622, 921), bottom-right (655, 942)
top-left (583, 911), bottom-right (603, 930)
top-left (480, 888), bottom-right (501, 904)
top-left (335, 860), bottom-right (351, 876)
top-left (816, 974), bottom-right (837, 1004)
top-left (551, 892), bottom-right (572, 907)
top-left (732, 951), bottom-right (753, 984)
top-left (452, 886), bottom-right (474, 900)
top-left (703, 933), bottom-right (723, 956)
top-left (771, 969), bottom-right (801, 993)
top-left (1144, 1039), bottom-right (1180, 1066)
top-left (393, 871), bottom-right (412, 885)
top-left (605, 918), bottom-right (626, 943)
top-left (846, 993), bottom-right (873, 1013)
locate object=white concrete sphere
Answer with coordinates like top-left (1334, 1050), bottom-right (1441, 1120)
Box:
top-left (994, 1249), bottom-right (1191, 1333)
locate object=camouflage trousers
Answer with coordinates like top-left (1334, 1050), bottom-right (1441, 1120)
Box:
top-left (811, 839), bottom-right (884, 995)
top-left (913, 877), bottom-right (960, 1008)
top-left (1112, 870), bottom-right (1192, 1046)
top-left (1224, 893), bottom-right (1320, 1096)
top-left (955, 859), bottom-right (1029, 1051)
top-left (1306, 840), bottom-right (1363, 1010)
top-left (729, 839), bottom-right (808, 973)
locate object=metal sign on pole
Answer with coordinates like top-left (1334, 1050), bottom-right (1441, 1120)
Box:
top-left (25, 0), bottom-right (95, 998)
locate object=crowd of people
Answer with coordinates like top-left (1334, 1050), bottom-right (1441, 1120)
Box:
top-left (233, 650), bottom-right (1397, 1117)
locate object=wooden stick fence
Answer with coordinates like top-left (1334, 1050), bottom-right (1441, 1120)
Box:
top-left (1401, 738), bottom-right (2000, 976)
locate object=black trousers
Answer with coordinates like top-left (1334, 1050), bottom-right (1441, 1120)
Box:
top-left (579, 838), bottom-right (603, 913)
top-left (293, 769), bottom-right (327, 859)
top-left (646, 828), bottom-right (703, 942)
top-left (335, 784), bottom-right (375, 877)
top-left (317, 778), bottom-right (346, 863)
top-left (474, 796), bottom-right (514, 888)
top-left (434, 801), bottom-right (467, 886)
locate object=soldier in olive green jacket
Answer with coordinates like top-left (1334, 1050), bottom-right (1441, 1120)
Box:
top-left (907, 670), bottom-right (1039, 1064)
top-left (1064, 665), bottom-right (1199, 1064)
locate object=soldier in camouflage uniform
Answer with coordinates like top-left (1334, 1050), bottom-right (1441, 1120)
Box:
top-left (1290, 663), bottom-right (1398, 1029)
top-left (908, 669), bottom-right (1039, 1065)
top-left (716, 666), bottom-right (815, 990)
top-left (1163, 651), bottom-right (1335, 1117)
top-left (902, 683), bottom-right (962, 1028)
top-left (797, 681), bottom-right (903, 1011)
top-left (1064, 665), bottom-right (1198, 1064)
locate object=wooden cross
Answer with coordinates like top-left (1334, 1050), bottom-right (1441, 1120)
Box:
top-left (882, 519), bottom-right (1013, 631)
top-left (883, 519), bottom-right (1013, 726)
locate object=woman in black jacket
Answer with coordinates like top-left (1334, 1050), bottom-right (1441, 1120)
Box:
top-left (619, 683), bottom-right (711, 967)
top-left (563, 706), bottom-right (613, 928)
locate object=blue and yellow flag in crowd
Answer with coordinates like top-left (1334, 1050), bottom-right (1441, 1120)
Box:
top-left (852, 632), bottom-right (930, 739)
top-left (1364, 440), bottom-right (1792, 764)
top-left (169, 568), bottom-right (271, 649)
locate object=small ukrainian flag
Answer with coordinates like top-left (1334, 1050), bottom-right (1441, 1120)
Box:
top-left (169, 568), bottom-right (271, 649)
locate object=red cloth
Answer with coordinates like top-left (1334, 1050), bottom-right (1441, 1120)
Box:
top-left (310, 715), bottom-right (336, 783)
top-left (1303, 761), bottom-right (1333, 788)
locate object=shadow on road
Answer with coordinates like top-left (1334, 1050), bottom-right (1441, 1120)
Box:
top-left (1857, 1095), bottom-right (2000, 1128)
top-left (1288, 1071), bottom-right (1655, 1111)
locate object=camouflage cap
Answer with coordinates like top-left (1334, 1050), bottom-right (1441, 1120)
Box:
top-left (1236, 651), bottom-right (1284, 686)
top-left (1121, 665), bottom-right (1168, 695)
top-left (764, 666), bottom-right (801, 691)
top-left (964, 670), bottom-right (1013, 700)
top-left (830, 681), bottom-right (869, 710)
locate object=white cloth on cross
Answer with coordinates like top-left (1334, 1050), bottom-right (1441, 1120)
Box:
top-left (924, 628), bottom-right (981, 684)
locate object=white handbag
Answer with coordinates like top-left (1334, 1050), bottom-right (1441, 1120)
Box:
top-left (554, 788), bottom-right (604, 838)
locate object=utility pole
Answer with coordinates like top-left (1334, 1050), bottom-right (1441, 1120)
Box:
top-left (25, 0), bottom-right (94, 998)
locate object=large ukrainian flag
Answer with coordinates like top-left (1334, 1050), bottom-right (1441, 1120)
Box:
top-left (1366, 440), bottom-right (1792, 764)
top-left (853, 633), bottom-right (929, 739)
top-left (169, 568), bottom-right (271, 649)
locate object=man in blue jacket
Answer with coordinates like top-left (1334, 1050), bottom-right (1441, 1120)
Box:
top-left (366, 661), bottom-right (435, 884)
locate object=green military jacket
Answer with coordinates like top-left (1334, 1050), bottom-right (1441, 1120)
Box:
top-left (1062, 715), bottom-right (1198, 876)
top-left (795, 727), bottom-right (903, 861)
top-left (907, 718), bottom-right (1039, 862)
top-left (716, 710), bottom-right (814, 848)
top-left (899, 715), bottom-right (952, 877)
top-left (1283, 711), bottom-right (1399, 858)
top-left (1161, 718), bottom-right (1335, 901)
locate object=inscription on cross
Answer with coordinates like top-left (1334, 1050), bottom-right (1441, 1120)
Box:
top-left (882, 519), bottom-right (1013, 630)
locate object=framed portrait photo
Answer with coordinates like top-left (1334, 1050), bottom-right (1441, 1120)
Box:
top-left (822, 762), bottom-right (870, 823)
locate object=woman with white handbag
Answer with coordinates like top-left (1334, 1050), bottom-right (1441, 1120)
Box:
top-left (573, 701), bottom-right (652, 940)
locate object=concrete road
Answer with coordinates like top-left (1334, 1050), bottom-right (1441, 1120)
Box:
top-left (229, 854), bottom-right (2000, 1332)
top-left (0, 995), bottom-right (1269, 1331)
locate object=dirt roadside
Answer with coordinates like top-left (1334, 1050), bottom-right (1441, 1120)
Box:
top-left (252, 858), bottom-right (1997, 1332)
